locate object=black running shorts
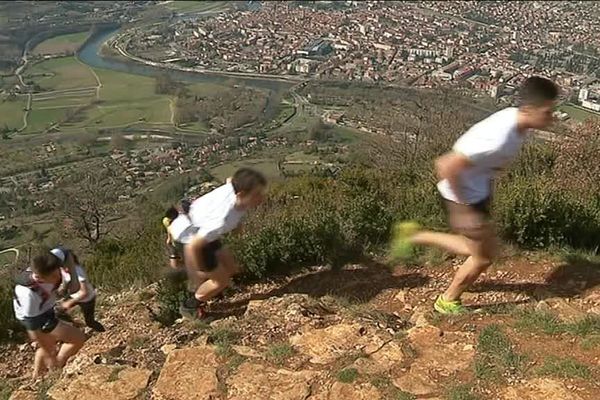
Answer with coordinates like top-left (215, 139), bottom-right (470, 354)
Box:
top-left (201, 240), bottom-right (223, 272)
top-left (19, 308), bottom-right (59, 333)
top-left (441, 197), bottom-right (492, 240)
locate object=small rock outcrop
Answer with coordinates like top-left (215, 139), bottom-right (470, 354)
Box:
top-left (48, 365), bottom-right (151, 400)
top-left (153, 346), bottom-right (219, 400)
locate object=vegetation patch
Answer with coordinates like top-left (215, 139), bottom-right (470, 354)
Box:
top-left (516, 310), bottom-right (600, 337)
top-left (128, 336), bottom-right (150, 349)
top-left (208, 327), bottom-right (241, 357)
top-left (107, 366), bottom-right (126, 382)
top-left (266, 342), bottom-right (296, 365)
top-left (445, 384), bottom-right (479, 400)
top-left (536, 356), bottom-right (592, 380)
top-left (336, 367), bottom-right (359, 383)
top-left (581, 335), bottom-right (600, 350)
top-left (0, 379), bottom-right (12, 400)
top-left (474, 324), bottom-right (527, 381)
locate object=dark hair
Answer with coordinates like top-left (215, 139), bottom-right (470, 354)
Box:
top-left (165, 206), bottom-right (179, 221)
top-left (180, 199), bottom-right (191, 214)
top-left (519, 76), bottom-right (559, 107)
top-left (231, 168), bottom-right (267, 194)
top-left (32, 254), bottom-right (61, 277)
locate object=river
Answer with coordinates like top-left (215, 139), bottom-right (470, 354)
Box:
top-left (77, 28), bottom-right (294, 93)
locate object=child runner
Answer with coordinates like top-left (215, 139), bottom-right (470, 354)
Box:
top-left (13, 252), bottom-right (86, 378)
top-left (395, 76), bottom-right (559, 314)
top-left (169, 168), bottom-right (267, 319)
top-left (51, 247), bottom-right (105, 332)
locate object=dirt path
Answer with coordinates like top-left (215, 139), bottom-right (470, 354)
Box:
top-left (78, 57), bottom-right (102, 100)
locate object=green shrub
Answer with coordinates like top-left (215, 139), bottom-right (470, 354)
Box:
top-left (86, 218), bottom-right (165, 290)
top-left (0, 378), bottom-right (12, 400)
top-left (155, 271), bottom-right (188, 326)
top-left (336, 367), bottom-right (359, 383)
top-left (496, 176), bottom-right (600, 249)
top-left (0, 282), bottom-right (23, 341)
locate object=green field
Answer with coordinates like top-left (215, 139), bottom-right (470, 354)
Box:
top-left (559, 103), bottom-right (600, 122)
top-left (85, 100), bottom-right (171, 126)
top-left (16, 59), bottom-right (231, 133)
top-left (25, 56), bottom-right (97, 91)
top-left (32, 32), bottom-right (89, 56)
top-left (166, 1), bottom-right (228, 13)
top-left (0, 98), bottom-right (27, 130)
top-left (328, 125), bottom-right (361, 143)
top-left (0, 75), bottom-right (18, 92)
top-left (212, 159), bottom-right (281, 181)
top-left (285, 151), bottom-right (321, 163)
top-left (27, 108), bottom-right (69, 131)
top-left (78, 68), bottom-right (171, 126)
top-left (34, 96), bottom-right (94, 109)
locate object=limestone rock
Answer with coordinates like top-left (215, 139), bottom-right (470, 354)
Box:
top-left (160, 344), bottom-right (177, 355)
top-left (290, 323), bottom-right (385, 364)
top-left (48, 365), bottom-right (151, 400)
top-left (393, 373), bottom-right (438, 396)
top-left (62, 340), bottom-right (126, 375)
top-left (353, 341), bottom-right (404, 374)
top-left (227, 363), bottom-right (318, 400)
top-left (9, 390), bottom-right (37, 400)
top-left (500, 378), bottom-right (583, 400)
top-left (153, 346), bottom-right (219, 400)
top-left (311, 382), bottom-right (381, 400)
top-left (408, 306), bottom-right (432, 328)
top-left (536, 298), bottom-right (585, 323)
top-left (393, 325), bottom-right (474, 396)
top-left (232, 345), bottom-right (262, 358)
top-left (394, 290), bottom-right (407, 303)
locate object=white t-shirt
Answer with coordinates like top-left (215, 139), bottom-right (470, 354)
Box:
top-left (170, 183), bottom-right (246, 244)
top-left (13, 279), bottom-right (57, 320)
top-left (61, 265), bottom-right (96, 303)
top-left (437, 107), bottom-right (526, 204)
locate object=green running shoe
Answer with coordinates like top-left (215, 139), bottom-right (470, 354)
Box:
top-left (434, 295), bottom-right (467, 315)
top-left (390, 220), bottom-right (421, 260)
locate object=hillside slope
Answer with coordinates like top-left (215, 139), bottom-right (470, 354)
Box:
top-left (4, 253), bottom-right (600, 400)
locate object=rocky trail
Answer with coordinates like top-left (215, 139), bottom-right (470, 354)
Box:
top-left (3, 251), bottom-right (600, 400)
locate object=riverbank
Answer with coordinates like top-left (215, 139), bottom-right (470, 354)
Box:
top-left (78, 27), bottom-right (296, 93)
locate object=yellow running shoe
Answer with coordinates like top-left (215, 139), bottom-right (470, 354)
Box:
top-left (390, 220), bottom-right (421, 260)
top-left (434, 295), bottom-right (467, 315)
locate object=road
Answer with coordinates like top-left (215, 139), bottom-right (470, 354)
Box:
top-left (0, 248), bottom-right (20, 267)
top-left (14, 39), bottom-right (34, 133)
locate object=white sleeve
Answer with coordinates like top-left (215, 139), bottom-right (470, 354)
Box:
top-left (197, 218), bottom-right (226, 243)
top-left (75, 266), bottom-right (88, 282)
top-left (453, 131), bottom-right (500, 165)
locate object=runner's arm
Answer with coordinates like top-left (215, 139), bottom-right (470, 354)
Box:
top-left (64, 254), bottom-right (81, 294)
top-left (435, 151), bottom-right (472, 204)
top-left (62, 270), bottom-right (90, 309)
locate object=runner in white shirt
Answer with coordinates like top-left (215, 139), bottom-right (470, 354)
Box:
top-left (13, 252), bottom-right (86, 379)
top-left (51, 248), bottom-right (105, 332)
top-left (170, 168), bottom-right (267, 319)
top-left (394, 76), bottom-right (559, 314)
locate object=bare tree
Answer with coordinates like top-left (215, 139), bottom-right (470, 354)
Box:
top-left (61, 169), bottom-right (120, 247)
